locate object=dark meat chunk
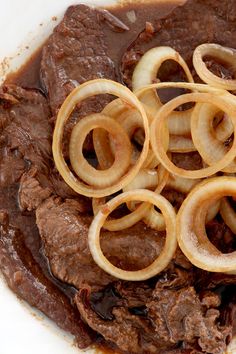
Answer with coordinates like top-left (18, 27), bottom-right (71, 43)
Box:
top-left (0, 212), bottom-right (93, 349)
top-left (76, 291), bottom-right (155, 353)
top-left (19, 166), bottom-right (91, 212)
top-left (41, 4), bottom-right (116, 114)
top-left (41, 5), bottom-right (119, 153)
top-left (76, 267), bottom-right (230, 354)
top-left (0, 148), bottom-right (26, 187)
top-left (36, 196), bottom-right (113, 290)
top-left (1, 85), bottom-right (52, 170)
top-left (36, 196), bottom-right (165, 290)
top-left (147, 286), bottom-right (230, 354)
top-left (19, 168), bottom-right (52, 211)
top-left (0, 85), bottom-right (51, 187)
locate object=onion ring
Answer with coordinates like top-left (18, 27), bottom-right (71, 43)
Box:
top-left (177, 177), bottom-right (236, 273)
top-left (88, 189), bottom-right (177, 281)
top-left (167, 175), bottom-right (201, 194)
top-left (93, 164), bottom-right (168, 232)
top-left (191, 102), bottom-right (236, 173)
top-left (70, 113), bottom-right (132, 188)
top-left (132, 46), bottom-right (194, 136)
top-left (193, 43), bottom-right (236, 90)
top-left (137, 82), bottom-right (236, 179)
top-left (220, 197), bottom-right (236, 234)
top-left (169, 135), bottom-right (196, 153)
top-left (53, 79), bottom-right (149, 198)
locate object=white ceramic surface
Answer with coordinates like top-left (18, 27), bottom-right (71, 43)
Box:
top-left (0, 1), bottom-right (236, 354)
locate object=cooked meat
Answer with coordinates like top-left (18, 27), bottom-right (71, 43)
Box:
top-left (147, 286), bottom-right (229, 354)
top-left (0, 85), bottom-right (51, 186)
top-left (0, 211), bottom-right (93, 349)
top-left (76, 269), bottom-right (231, 354)
top-left (1, 85), bottom-right (51, 169)
top-left (41, 5), bottom-right (116, 114)
top-left (36, 196), bottom-right (165, 290)
top-left (19, 168), bottom-right (52, 211)
top-left (40, 5), bottom-right (118, 153)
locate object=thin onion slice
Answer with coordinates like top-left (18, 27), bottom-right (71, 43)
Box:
top-left (88, 189), bottom-right (177, 281)
top-left (169, 135), bottom-right (196, 153)
top-left (132, 46), bottom-right (194, 136)
top-left (167, 175), bottom-right (201, 194)
top-left (193, 43), bottom-right (236, 90)
top-left (191, 102), bottom-right (236, 173)
top-left (167, 174), bottom-right (201, 194)
top-left (220, 197), bottom-right (236, 234)
top-left (53, 79), bottom-right (149, 198)
top-left (70, 113), bottom-right (132, 188)
top-left (143, 165), bottom-right (169, 231)
top-left (137, 82), bottom-right (236, 179)
top-left (177, 177), bottom-right (236, 273)
top-left (93, 164), bottom-right (168, 232)
top-left (206, 199), bottom-right (221, 223)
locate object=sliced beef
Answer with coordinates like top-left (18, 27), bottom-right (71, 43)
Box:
top-left (41, 4), bottom-right (116, 115)
top-left (76, 268), bottom-right (230, 354)
top-left (0, 211), bottom-right (93, 349)
top-left (1, 85), bottom-right (52, 170)
top-left (18, 167), bottom-right (91, 212)
top-left (147, 286), bottom-right (230, 354)
top-left (36, 196), bottom-right (112, 290)
top-left (0, 85), bottom-right (51, 186)
top-left (121, 0), bottom-right (236, 87)
top-left (36, 196), bottom-right (166, 290)
top-left (18, 168), bottom-right (52, 211)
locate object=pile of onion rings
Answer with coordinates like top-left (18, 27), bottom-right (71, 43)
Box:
top-left (53, 43), bottom-right (236, 281)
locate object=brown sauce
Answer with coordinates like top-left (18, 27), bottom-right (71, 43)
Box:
top-left (6, 1), bottom-right (180, 89)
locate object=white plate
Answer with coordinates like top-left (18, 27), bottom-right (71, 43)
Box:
top-left (0, 1), bottom-right (236, 353)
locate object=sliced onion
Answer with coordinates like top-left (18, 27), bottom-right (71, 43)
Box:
top-left (88, 189), bottom-right (177, 281)
top-left (191, 102), bottom-right (236, 173)
top-left (132, 46), bottom-right (194, 136)
top-left (95, 164), bottom-right (168, 232)
top-left (215, 114), bottom-right (233, 142)
top-left (169, 135), bottom-right (196, 153)
top-left (53, 79), bottom-right (149, 198)
top-left (123, 169), bottom-right (158, 192)
top-left (167, 175), bottom-right (201, 194)
top-left (193, 43), bottom-right (236, 90)
top-left (143, 165), bottom-right (169, 231)
top-left (132, 46), bottom-right (193, 91)
top-left (220, 197), bottom-right (236, 234)
top-left (137, 82), bottom-right (236, 179)
top-left (70, 113), bottom-right (132, 188)
top-left (177, 177), bottom-right (236, 273)
top-left (206, 199), bottom-right (221, 223)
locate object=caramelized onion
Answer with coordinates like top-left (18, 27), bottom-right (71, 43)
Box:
top-left (93, 165), bottom-right (168, 232)
top-left (169, 135), bottom-right (196, 153)
top-left (132, 46), bottom-right (194, 136)
top-left (137, 82), bottom-right (236, 179)
top-left (193, 43), bottom-right (236, 90)
top-left (220, 197), bottom-right (236, 234)
top-left (167, 175), bottom-right (200, 194)
top-left (191, 102), bottom-right (236, 173)
top-left (88, 189), bottom-right (177, 281)
top-left (177, 177), bottom-right (236, 273)
top-left (70, 113), bottom-right (132, 188)
top-left (53, 79), bottom-right (149, 198)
